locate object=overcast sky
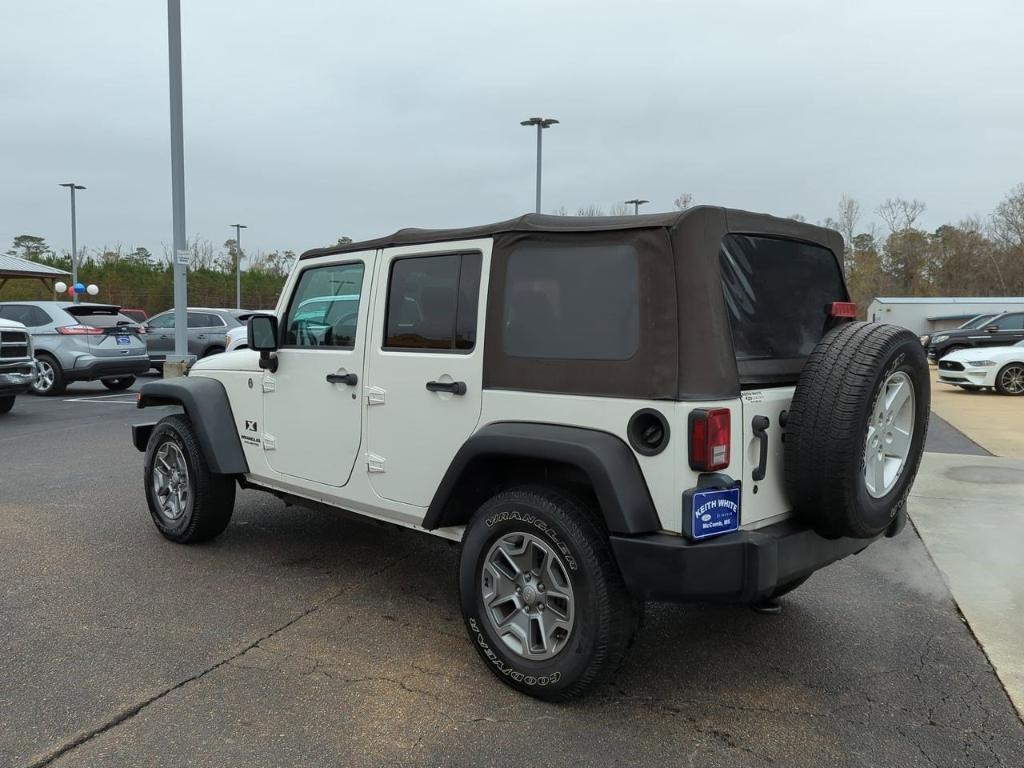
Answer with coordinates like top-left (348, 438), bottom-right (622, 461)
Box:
top-left (1, 0), bottom-right (1022, 259)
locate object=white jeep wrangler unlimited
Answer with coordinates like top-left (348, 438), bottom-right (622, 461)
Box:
top-left (132, 208), bottom-right (929, 700)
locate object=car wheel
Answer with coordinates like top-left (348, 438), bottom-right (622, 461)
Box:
top-left (101, 376), bottom-right (136, 391)
top-left (0, 395), bottom-right (14, 414)
top-left (785, 322), bottom-right (930, 539)
top-left (995, 363), bottom-right (1024, 396)
top-left (458, 486), bottom-right (640, 701)
top-left (202, 346), bottom-right (224, 358)
top-left (143, 413), bottom-right (236, 543)
top-left (31, 353), bottom-right (66, 396)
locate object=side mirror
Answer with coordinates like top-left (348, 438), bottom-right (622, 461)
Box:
top-left (248, 314), bottom-right (279, 372)
top-left (985, 324), bottom-right (999, 333)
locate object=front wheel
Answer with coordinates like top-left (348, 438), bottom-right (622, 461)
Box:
top-left (102, 376), bottom-right (136, 391)
top-left (31, 354), bottom-right (65, 396)
top-left (995, 363), bottom-right (1024, 396)
top-left (143, 414), bottom-right (236, 543)
top-left (0, 395), bottom-right (14, 414)
top-left (458, 487), bottom-right (639, 701)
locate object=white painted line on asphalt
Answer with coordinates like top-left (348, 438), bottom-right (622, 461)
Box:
top-left (63, 394), bottom-right (137, 404)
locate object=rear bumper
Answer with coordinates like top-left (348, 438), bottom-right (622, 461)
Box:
top-left (66, 357), bottom-right (150, 382)
top-left (610, 508), bottom-right (906, 603)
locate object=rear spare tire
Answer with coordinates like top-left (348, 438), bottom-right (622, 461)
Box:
top-left (784, 322), bottom-right (930, 539)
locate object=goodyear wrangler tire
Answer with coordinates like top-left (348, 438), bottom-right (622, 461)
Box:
top-left (784, 322), bottom-right (930, 539)
top-left (458, 486), bottom-right (638, 701)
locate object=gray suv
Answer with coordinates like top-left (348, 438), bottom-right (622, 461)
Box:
top-left (144, 308), bottom-right (245, 368)
top-left (0, 301), bottom-right (150, 395)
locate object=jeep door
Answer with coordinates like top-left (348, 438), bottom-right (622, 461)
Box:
top-left (364, 241), bottom-right (488, 509)
top-left (261, 252), bottom-right (375, 486)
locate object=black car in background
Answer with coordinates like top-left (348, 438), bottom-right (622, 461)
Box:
top-left (927, 311), bottom-right (1024, 359)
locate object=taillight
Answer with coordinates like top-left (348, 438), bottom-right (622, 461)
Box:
top-left (57, 324), bottom-right (103, 335)
top-left (830, 301), bottom-right (857, 318)
top-left (689, 408), bottom-right (731, 471)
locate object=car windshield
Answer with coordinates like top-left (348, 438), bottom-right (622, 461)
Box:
top-left (960, 313), bottom-right (995, 329)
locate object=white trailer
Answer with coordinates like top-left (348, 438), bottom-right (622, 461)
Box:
top-left (867, 297), bottom-right (1024, 335)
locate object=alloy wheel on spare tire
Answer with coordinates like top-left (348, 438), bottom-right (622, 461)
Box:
top-left (458, 486), bottom-right (640, 702)
top-left (784, 321), bottom-right (930, 539)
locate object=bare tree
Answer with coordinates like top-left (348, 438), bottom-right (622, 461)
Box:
top-left (837, 195), bottom-right (861, 247)
top-left (576, 205), bottom-right (606, 217)
top-left (551, 205), bottom-right (569, 216)
top-left (789, 213), bottom-right (806, 223)
top-left (876, 198), bottom-right (926, 233)
top-left (673, 192), bottom-right (694, 211)
top-left (991, 183), bottom-right (1024, 250)
top-left (607, 202), bottom-right (631, 216)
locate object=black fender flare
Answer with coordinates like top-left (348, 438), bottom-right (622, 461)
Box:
top-left (133, 376), bottom-right (249, 475)
top-left (423, 422), bottom-right (662, 535)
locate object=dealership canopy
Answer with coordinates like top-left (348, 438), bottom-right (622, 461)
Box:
top-left (0, 253), bottom-right (70, 293)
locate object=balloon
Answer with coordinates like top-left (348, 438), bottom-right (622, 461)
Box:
top-left (54, 281), bottom-right (67, 293)
top-left (86, 284), bottom-right (99, 296)
top-left (73, 282), bottom-right (85, 295)
top-left (67, 285), bottom-right (76, 296)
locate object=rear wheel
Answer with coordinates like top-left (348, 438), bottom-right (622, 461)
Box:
top-left (31, 353), bottom-right (65, 396)
top-left (102, 376), bottom-right (136, 391)
top-left (459, 487), bottom-right (639, 701)
top-left (995, 363), bottom-right (1024, 396)
top-left (144, 414), bottom-right (236, 543)
top-left (0, 395), bottom-right (14, 414)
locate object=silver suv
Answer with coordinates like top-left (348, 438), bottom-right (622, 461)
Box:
top-left (0, 301), bottom-right (149, 396)
top-left (144, 308), bottom-right (246, 368)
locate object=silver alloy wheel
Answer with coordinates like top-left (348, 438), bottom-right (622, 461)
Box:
top-left (33, 359), bottom-right (55, 393)
top-left (481, 531), bottom-right (575, 661)
top-left (152, 441), bottom-right (192, 521)
top-left (1000, 365), bottom-right (1024, 395)
top-left (864, 370), bottom-right (916, 498)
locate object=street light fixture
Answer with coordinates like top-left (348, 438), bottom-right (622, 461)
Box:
top-left (230, 223), bottom-right (247, 309)
top-left (625, 199), bottom-right (649, 216)
top-left (520, 117), bottom-right (559, 213)
top-left (59, 183), bottom-right (86, 303)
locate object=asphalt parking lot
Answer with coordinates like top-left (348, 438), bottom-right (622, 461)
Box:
top-left (2, 379), bottom-right (1022, 767)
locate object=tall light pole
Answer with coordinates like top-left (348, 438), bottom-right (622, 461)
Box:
top-left (167, 0), bottom-right (189, 364)
top-left (520, 117), bottom-right (558, 213)
top-left (230, 223), bottom-right (247, 309)
top-left (625, 198), bottom-right (649, 216)
top-left (59, 183), bottom-right (85, 303)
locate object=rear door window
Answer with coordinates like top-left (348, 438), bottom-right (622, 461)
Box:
top-left (720, 234), bottom-right (846, 382)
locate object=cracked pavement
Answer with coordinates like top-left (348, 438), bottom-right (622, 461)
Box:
top-left (1, 380), bottom-right (1022, 767)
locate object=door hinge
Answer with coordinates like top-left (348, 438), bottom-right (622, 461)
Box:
top-left (263, 434), bottom-right (277, 450)
top-left (366, 386), bottom-right (386, 406)
top-left (262, 375), bottom-right (276, 393)
top-left (366, 453), bottom-right (386, 473)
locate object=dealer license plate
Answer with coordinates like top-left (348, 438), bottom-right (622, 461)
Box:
top-left (689, 486), bottom-right (740, 540)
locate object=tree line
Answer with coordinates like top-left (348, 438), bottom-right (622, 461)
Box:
top-left (0, 236), bottom-right (351, 315)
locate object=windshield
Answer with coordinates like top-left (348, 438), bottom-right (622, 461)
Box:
top-left (960, 313), bottom-right (995, 329)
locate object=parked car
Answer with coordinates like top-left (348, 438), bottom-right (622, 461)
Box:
top-left (0, 317), bottom-right (36, 413)
top-left (919, 312), bottom-right (997, 347)
top-left (927, 311), bottom-right (1024, 360)
top-left (938, 340), bottom-right (1024, 395)
top-left (225, 311), bottom-right (274, 352)
top-left (0, 301), bottom-right (149, 395)
top-left (131, 209), bottom-right (929, 701)
top-left (144, 308), bottom-right (247, 368)
top-left (120, 308), bottom-right (149, 323)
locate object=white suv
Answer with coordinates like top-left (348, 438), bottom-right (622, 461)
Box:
top-left (131, 208), bottom-right (930, 700)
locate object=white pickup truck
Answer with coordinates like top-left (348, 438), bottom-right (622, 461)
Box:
top-left (0, 317), bottom-right (36, 414)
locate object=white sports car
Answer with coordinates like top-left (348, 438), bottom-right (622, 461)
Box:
top-left (937, 341), bottom-right (1024, 395)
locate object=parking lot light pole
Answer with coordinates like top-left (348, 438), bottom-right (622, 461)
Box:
top-left (167, 0), bottom-right (189, 363)
top-left (520, 117), bottom-right (558, 213)
top-left (230, 224), bottom-right (247, 309)
top-left (59, 183), bottom-right (86, 303)
top-left (625, 199), bottom-right (649, 216)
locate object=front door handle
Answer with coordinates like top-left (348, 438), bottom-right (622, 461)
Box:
top-left (426, 380), bottom-right (467, 396)
top-left (326, 372), bottom-right (358, 386)
top-left (751, 415), bottom-right (770, 481)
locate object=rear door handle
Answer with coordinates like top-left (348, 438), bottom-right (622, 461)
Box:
top-left (751, 415), bottom-right (770, 481)
top-left (326, 372), bottom-right (358, 386)
top-left (426, 380), bottom-right (467, 396)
